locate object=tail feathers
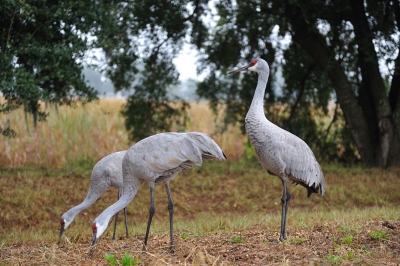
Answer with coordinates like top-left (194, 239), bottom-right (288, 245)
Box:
top-left (293, 181), bottom-right (324, 198)
top-left (186, 132), bottom-right (227, 161)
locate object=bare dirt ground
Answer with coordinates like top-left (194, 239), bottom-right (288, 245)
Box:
top-left (1, 220), bottom-right (399, 265)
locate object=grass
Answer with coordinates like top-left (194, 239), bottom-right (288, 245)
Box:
top-left (1, 163), bottom-right (398, 264)
top-left (340, 235), bottom-right (354, 245)
top-left (370, 230), bottom-right (390, 240)
top-left (0, 163), bottom-right (399, 244)
top-left (0, 99), bottom-right (247, 167)
top-left (0, 100), bottom-right (399, 264)
top-left (104, 252), bottom-right (140, 266)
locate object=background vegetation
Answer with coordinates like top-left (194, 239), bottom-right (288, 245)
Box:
top-left (0, 99), bottom-right (246, 167)
top-left (1, 0), bottom-right (399, 167)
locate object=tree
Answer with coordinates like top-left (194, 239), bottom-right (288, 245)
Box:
top-left (194, 0), bottom-right (400, 167)
top-left (96, 0), bottom-right (202, 140)
top-left (3, 0), bottom-right (398, 167)
top-left (0, 1), bottom-right (102, 133)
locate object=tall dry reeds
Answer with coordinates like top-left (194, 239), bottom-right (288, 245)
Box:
top-left (0, 99), bottom-right (246, 167)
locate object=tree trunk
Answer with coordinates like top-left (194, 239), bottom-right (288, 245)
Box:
top-left (286, 9), bottom-right (375, 165)
top-left (349, 0), bottom-right (394, 167)
top-left (387, 0), bottom-right (400, 167)
top-left (389, 56), bottom-right (400, 166)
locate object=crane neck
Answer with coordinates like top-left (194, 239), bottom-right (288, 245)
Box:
top-left (65, 194), bottom-right (99, 219)
top-left (248, 71), bottom-right (269, 118)
top-left (94, 177), bottom-right (143, 235)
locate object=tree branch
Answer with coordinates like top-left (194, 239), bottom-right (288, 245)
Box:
top-left (324, 101), bottom-right (339, 143)
top-left (289, 64), bottom-right (314, 124)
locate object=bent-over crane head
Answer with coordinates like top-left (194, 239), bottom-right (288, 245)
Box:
top-left (89, 223), bottom-right (98, 257)
top-left (58, 217), bottom-right (73, 245)
top-left (89, 220), bottom-right (108, 257)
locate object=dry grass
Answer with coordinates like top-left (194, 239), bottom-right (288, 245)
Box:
top-left (0, 99), bottom-right (246, 167)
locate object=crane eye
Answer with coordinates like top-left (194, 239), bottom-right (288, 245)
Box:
top-left (249, 59), bottom-right (258, 67)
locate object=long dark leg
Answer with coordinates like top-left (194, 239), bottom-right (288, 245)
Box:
top-left (165, 182), bottom-right (175, 253)
top-left (143, 182), bottom-right (156, 251)
top-left (112, 192), bottom-right (120, 240)
top-left (124, 206), bottom-right (129, 238)
top-left (279, 179), bottom-right (291, 242)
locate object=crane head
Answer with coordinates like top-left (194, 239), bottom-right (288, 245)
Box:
top-left (89, 220), bottom-right (108, 256)
top-left (228, 59), bottom-right (258, 74)
top-left (89, 223), bottom-right (98, 257)
top-left (57, 215), bottom-right (74, 244)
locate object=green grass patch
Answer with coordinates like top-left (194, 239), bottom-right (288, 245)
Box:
top-left (340, 235), bottom-right (354, 245)
top-left (370, 230), bottom-right (390, 240)
top-left (290, 238), bottom-right (305, 244)
top-left (326, 251), bottom-right (342, 265)
top-left (230, 235), bottom-right (244, 243)
top-left (104, 253), bottom-right (139, 266)
top-left (181, 232), bottom-right (189, 239)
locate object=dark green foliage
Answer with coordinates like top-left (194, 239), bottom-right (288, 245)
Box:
top-left (0, 0), bottom-right (100, 129)
top-left (194, 0), bottom-right (400, 166)
top-left (101, 0), bottom-right (197, 141)
top-left (121, 96), bottom-right (189, 141)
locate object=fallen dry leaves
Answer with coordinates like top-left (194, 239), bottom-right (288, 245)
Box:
top-left (1, 220), bottom-right (399, 265)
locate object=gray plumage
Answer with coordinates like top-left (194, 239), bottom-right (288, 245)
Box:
top-left (58, 151), bottom-right (129, 245)
top-left (229, 58), bottom-right (325, 242)
top-left (90, 132), bottom-right (226, 256)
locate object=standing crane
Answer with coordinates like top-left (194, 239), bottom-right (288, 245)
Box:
top-left (89, 132), bottom-right (226, 256)
top-left (58, 151), bottom-right (129, 245)
top-left (229, 58), bottom-right (325, 242)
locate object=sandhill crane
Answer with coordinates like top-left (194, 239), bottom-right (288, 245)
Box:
top-left (89, 132), bottom-right (226, 256)
top-left (229, 58), bottom-right (325, 242)
top-left (58, 151), bottom-right (129, 245)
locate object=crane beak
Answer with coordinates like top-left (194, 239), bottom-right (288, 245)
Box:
top-left (89, 234), bottom-right (98, 257)
top-left (57, 227), bottom-right (65, 245)
top-left (228, 65), bottom-right (249, 74)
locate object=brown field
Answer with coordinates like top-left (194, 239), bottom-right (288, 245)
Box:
top-left (0, 100), bottom-right (399, 265)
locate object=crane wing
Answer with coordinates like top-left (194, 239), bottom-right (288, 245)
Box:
top-left (131, 133), bottom-right (206, 174)
top-left (272, 128), bottom-right (325, 196)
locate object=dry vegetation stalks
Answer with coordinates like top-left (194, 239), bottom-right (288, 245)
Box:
top-left (0, 99), bottom-right (246, 167)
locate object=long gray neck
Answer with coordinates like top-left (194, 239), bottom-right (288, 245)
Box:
top-left (95, 178), bottom-right (143, 225)
top-left (247, 71), bottom-right (269, 118)
top-left (64, 194), bottom-right (100, 220)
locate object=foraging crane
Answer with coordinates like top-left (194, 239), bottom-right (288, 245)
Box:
top-left (90, 132), bottom-right (226, 256)
top-left (229, 58), bottom-right (325, 242)
top-left (58, 151), bottom-right (129, 245)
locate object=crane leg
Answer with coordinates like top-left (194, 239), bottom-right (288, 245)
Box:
top-left (143, 182), bottom-right (156, 251)
top-left (279, 179), bottom-right (291, 242)
top-left (124, 206), bottom-right (129, 238)
top-left (112, 192), bottom-right (120, 240)
top-left (165, 182), bottom-right (175, 253)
